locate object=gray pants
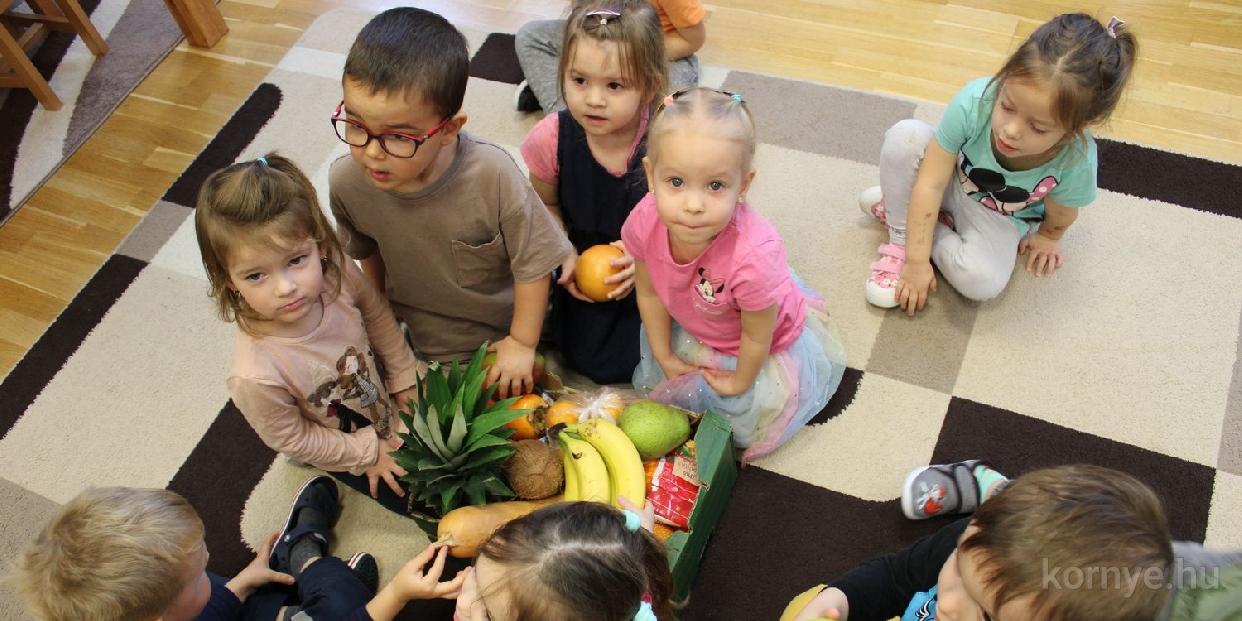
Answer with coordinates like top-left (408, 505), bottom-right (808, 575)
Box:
top-left (879, 119), bottom-right (1025, 301)
top-left (515, 18), bottom-right (700, 115)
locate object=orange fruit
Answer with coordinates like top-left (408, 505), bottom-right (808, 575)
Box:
top-left (505, 394), bottom-right (548, 440)
top-left (544, 399), bottom-right (581, 430)
top-left (575, 245), bottom-right (625, 302)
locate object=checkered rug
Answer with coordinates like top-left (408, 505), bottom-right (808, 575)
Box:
top-left (2, 9), bottom-right (1240, 620)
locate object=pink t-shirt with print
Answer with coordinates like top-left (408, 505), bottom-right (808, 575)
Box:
top-left (621, 192), bottom-right (806, 356)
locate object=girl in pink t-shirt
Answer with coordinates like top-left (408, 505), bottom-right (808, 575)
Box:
top-left (622, 88), bottom-right (846, 460)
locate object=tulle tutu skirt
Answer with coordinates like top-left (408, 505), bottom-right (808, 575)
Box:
top-left (632, 284), bottom-right (846, 461)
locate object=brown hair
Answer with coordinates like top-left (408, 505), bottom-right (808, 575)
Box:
top-left (648, 86), bottom-right (757, 171)
top-left (959, 464), bottom-right (1173, 620)
top-left (559, 0), bottom-right (667, 109)
top-left (14, 487), bottom-right (205, 621)
top-left (194, 152), bottom-right (344, 333)
top-left (476, 501), bottom-right (676, 620)
top-left (344, 7), bottom-right (469, 117)
top-left (988, 13), bottom-right (1138, 148)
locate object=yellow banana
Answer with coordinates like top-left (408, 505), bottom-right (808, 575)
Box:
top-left (579, 418), bottom-right (646, 508)
top-left (558, 433), bottom-right (610, 503)
top-left (560, 442), bottom-right (580, 501)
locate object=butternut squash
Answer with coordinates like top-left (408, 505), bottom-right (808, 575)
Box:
top-left (437, 497), bottom-right (562, 558)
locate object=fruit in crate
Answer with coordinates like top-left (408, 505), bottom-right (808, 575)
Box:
top-left (481, 351), bottom-right (546, 384)
top-left (503, 439), bottom-right (564, 500)
top-left (504, 394), bottom-right (547, 440)
top-left (575, 244), bottom-right (625, 302)
top-left (579, 418), bottom-right (646, 508)
top-left (619, 400), bottom-right (692, 459)
top-left (556, 430), bottom-right (611, 503)
top-left (392, 343), bottom-right (528, 517)
top-left (544, 399), bottom-right (581, 430)
top-left (437, 496), bottom-right (561, 558)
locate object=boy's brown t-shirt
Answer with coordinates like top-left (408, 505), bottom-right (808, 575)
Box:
top-left (330, 133), bottom-right (572, 362)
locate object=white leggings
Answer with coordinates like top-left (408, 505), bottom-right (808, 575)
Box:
top-left (880, 119), bottom-right (1025, 301)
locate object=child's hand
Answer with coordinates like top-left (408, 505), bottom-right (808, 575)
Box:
top-left (557, 251), bottom-right (595, 303)
top-left (388, 544), bottom-right (466, 601)
top-left (366, 443), bottom-right (407, 499)
top-left (486, 337), bottom-right (536, 399)
top-left (1019, 231), bottom-right (1064, 277)
top-left (604, 240), bottom-right (636, 300)
top-left (226, 533), bottom-right (295, 602)
top-left (392, 387), bottom-right (418, 414)
top-left (792, 586), bottom-right (848, 621)
top-left (702, 368), bottom-right (751, 397)
top-left (897, 261), bottom-right (937, 317)
top-left (656, 352), bottom-right (698, 381)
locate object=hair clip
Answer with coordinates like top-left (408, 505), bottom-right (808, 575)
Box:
top-left (255, 156), bottom-right (269, 167)
top-left (1106, 16), bottom-right (1124, 38)
top-left (622, 509), bottom-right (642, 532)
top-left (587, 9), bottom-right (621, 25)
top-left (633, 593), bottom-right (656, 621)
top-left (662, 93), bottom-right (676, 106)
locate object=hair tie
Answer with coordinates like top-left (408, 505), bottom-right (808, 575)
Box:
top-left (587, 9), bottom-right (621, 26)
top-left (633, 593), bottom-right (656, 621)
top-left (622, 509), bottom-right (642, 532)
top-left (1106, 16), bottom-right (1124, 38)
top-left (255, 156), bottom-right (269, 167)
top-left (730, 92), bottom-right (744, 103)
top-left (662, 94), bottom-right (676, 106)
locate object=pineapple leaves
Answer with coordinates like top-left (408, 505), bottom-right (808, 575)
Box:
top-left (446, 360), bottom-right (464, 395)
top-left (461, 444), bottom-right (514, 470)
top-left (467, 407), bottom-right (525, 445)
top-left (482, 475), bottom-right (515, 499)
top-left (464, 475), bottom-right (486, 506)
top-left (425, 368), bottom-right (452, 418)
top-left (461, 343), bottom-right (487, 418)
top-left (425, 405), bottom-right (452, 458)
top-left (446, 402), bottom-right (468, 454)
top-left (406, 409), bottom-right (448, 461)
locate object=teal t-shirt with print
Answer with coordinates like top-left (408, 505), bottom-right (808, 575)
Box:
top-left (935, 77), bottom-right (1098, 234)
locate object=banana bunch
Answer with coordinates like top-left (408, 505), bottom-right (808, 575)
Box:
top-left (556, 418), bottom-right (646, 508)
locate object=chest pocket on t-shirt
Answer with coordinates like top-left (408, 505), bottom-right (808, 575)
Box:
top-left (451, 233), bottom-right (509, 289)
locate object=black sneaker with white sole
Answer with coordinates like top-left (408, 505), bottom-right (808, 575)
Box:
top-left (269, 476), bottom-right (341, 575)
top-left (347, 551), bottom-right (380, 595)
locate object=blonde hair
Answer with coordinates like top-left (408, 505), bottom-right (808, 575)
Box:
top-left (988, 13), bottom-right (1138, 151)
top-left (13, 487), bottom-right (205, 621)
top-left (960, 465), bottom-right (1173, 620)
top-left (648, 87), bottom-right (757, 172)
top-left (194, 152), bottom-right (344, 334)
top-left (477, 502), bottom-right (676, 620)
top-left (559, 0), bottom-right (667, 109)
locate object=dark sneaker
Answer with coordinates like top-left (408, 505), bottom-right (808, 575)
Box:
top-left (901, 460), bottom-right (987, 520)
top-left (347, 551), bottom-right (380, 595)
top-left (269, 476), bottom-right (341, 573)
top-left (514, 80), bottom-right (541, 113)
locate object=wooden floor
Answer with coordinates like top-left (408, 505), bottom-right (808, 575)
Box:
top-left (1, 0), bottom-right (1239, 377)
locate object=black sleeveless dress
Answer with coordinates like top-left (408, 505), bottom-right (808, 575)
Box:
top-left (549, 109), bottom-right (647, 384)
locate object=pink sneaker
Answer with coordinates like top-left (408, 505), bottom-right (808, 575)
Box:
top-left (865, 243), bottom-right (905, 308)
top-left (858, 186), bottom-right (886, 224)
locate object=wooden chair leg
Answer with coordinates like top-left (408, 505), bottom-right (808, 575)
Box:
top-left (0, 25), bottom-right (61, 110)
top-left (51, 0), bottom-right (107, 56)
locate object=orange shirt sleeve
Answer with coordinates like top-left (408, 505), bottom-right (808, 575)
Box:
top-left (653, 0), bottom-right (706, 33)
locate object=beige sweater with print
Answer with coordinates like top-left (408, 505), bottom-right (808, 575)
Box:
top-left (227, 260), bottom-right (422, 475)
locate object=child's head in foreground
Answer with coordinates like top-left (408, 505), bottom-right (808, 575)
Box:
top-left (338, 7), bottom-right (470, 192)
top-left (15, 487), bottom-right (209, 621)
top-left (195, 153), bottom-right (343, 336)
top-left (455, 501), bottom-right (674, 621)
top-left (986, 13), bottom-right (1137, 161)
top-left (643, 87), bottom-right (757, 255)
top-left (939, 464), bottom-right (1172, 621)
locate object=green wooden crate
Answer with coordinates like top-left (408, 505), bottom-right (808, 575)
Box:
top-left (663, 410), bottom-right (737, 602)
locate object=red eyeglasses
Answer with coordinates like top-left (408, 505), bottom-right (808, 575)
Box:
top-left (330, 101), bottom-right (452, 159)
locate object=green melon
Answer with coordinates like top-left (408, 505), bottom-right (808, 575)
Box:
top-left (619, 401), bottom-right (691, 459)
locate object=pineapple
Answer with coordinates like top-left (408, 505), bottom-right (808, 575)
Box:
top-left (393, 343), bottom-right (528, 518)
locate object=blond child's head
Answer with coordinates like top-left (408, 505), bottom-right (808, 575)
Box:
top-left (14, 487), bottom-right (209, 621)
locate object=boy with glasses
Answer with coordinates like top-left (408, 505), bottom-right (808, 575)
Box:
top-left (329, 8), bottom-right (573, 398)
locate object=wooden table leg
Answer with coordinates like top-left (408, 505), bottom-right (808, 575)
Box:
top-left (161, 0), bottom-right (227, 48)
top-left (52, 0), bottom-right (108, 56)
top-left (0, 23), bottom-right (62, 110)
